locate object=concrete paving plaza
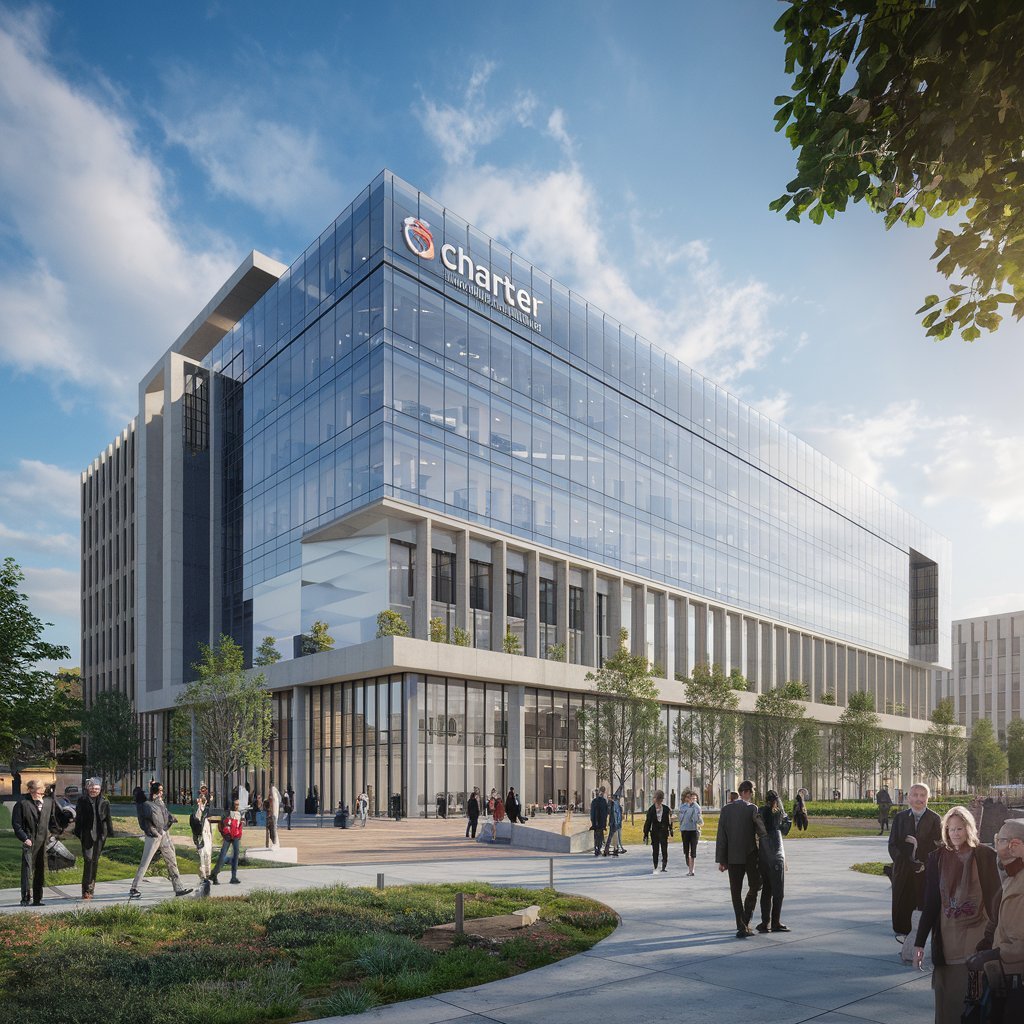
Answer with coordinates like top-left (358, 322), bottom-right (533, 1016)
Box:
top-left (0, 827), bottom-right (933, 1024)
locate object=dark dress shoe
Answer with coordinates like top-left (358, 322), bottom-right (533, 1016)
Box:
top-left (756, 922), bottom-right (770, 933)
top-left (20, 898), bottom-right (30, 907)
top-left (736, 926), bottom-right (753, 938)
top-left (773, 924), bottom-right (791, 932)
top-left (174, 888), bottom-right (194, 897)
top-left (31, 900), bottom-right (45, 907)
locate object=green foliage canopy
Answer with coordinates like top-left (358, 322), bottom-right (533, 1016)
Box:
top-left (0, 557), bottom-right (74, 769)
top-left (578, 629), bottom-right (666, 801)
top-left (1007, 718), bottom-right (1024, 785)
top-left (966, 717), bottom-right (1007, 789)
top-left (82, 690), bottom-right (140, 784)
top-left (676, 663), bottom-right (742, 801)
top-left (772, 0), bottom-right (1024, 342)
top-left (836, 690), bottom-right (883, 797)
top-left (914, 696), bottom-right (967, 793)
top-left (178, 634), bottom-right (273, 803)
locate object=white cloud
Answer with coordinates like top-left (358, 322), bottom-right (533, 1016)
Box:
top-left (21, 565), bottom-right (79, 621)
top-left (0, 459), bottom-right (79, 522)
top-left (0, 521), bottom-right (77, 557)
top-left (922, 425), bottom-right (1024, 526)
top-left (420, 68), bottom-right (781, 388)
top-left (162, 88), bottom-right (341, 225)
top-left (0, 9), bottom-right (236, 417)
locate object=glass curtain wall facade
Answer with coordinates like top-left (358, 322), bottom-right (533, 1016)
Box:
top-left (104, 169), bottom-right (951, 814)
top-left (195, 171), bottom-right (948, 665)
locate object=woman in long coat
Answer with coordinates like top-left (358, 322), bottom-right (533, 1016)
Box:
top-left (757, 790), bottom-right (790, 933)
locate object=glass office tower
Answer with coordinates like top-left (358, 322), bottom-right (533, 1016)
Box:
top-left (90, 170), bottom-right (951, 814)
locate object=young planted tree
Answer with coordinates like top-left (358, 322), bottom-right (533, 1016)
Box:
top-left (915, 697), bottom-right (967, 794)
top-left (178, 635), bottom-right (273, 806)
top-left (375, 610), bottom-right (410, 638)
top-left (577, 629), bottom-right (667, 807)
top-left (165, 708), bottom-right (193, 772)
top-left (677, 663), bottom-right (742, 805)
top-left (1007, 718), bottom-right (1024, 785)
top-left (836, 691), bottom-right (883, 798)
top-left (793, 720), bottom-right (824, 795)
top-left (82, 690), bottom-right (140, 787)
top-left (877, 731), bottom-right (903, 791)
top-left (302, 620), bottom-right (335, 655)
top-left (966, 719), bottom-right (1007, 790)
top-left (254, 635), bottom-right (282, 666)
top-left (743, 681), bottom-right (807, 795)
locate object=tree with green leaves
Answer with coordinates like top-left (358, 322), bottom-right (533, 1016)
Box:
top-left (966, 718), bottom-right (1007, 790)
top-left (676, 663), bottom-right (743, 804)
top-left (743, 681), bottom-right (807, 795)
top-left (0, 557), bottom-right (72, 769)
top-left (82, 690), bottom-right (140, 786)
top-left (165, 708), bottom-right (193, 772)
top-left (836, 691), bottom-right (883, 798)
top-left (254, 635), bottom-right (282, 666)
top-left (178, 635), bottom-right (273, 805)
top-left (772, 1), bottom-right (1024, 343)
top-left (915, 697), bottom-right (967, 793)
top-left (302, 620), bottom-right (335, 654)
top-left (375, 610), bottom-right (410, 638)
top-left (1006, 718), bottom-right (1024, 785)
top-left (877, 731), bottom-right (903, 789)
top-left (793, 720), bottom-right (824, 794)
top-left (577, 629), bottom-right (667, 806)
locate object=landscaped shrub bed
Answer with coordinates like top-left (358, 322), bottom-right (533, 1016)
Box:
top-left (0, 883), bottom-right (616, 1024)
top-left (804, 799), bottom-right (966, 819)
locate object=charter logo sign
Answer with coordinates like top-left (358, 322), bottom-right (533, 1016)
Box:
top-left (402, 217), bottom-right (435, 260)
top-left (400, 216), bottom-right (543, 332)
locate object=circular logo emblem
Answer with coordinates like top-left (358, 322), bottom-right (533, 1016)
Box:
top-left (401, 217), bottom-right (435, 260)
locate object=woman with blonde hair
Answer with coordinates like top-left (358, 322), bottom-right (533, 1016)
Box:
top-left (913, 805), bottom-right (1000, 1023)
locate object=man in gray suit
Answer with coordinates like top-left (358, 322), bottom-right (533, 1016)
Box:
top-left (716, 780), bottom-right (767, 938)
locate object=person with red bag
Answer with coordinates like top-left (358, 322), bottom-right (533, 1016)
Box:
top-left (211, 798), bottom-right (244, 885)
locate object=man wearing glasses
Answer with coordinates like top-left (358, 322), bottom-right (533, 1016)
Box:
top-left (986, 820), bottom-right (1024, 1019)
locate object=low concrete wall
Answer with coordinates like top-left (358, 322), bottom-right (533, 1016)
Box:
top-left (477, 821), bottom-right (592, 853)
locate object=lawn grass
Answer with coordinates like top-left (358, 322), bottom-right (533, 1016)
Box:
top-left (0, 802), bottom-right (11, 830)
top-left (617, 814), bottom-right (881, 847)
top-left (0, 882), bottom-right (617, 1024)
top-left (0, 833), bottom-right (282, 890)
top-left (851, 861), bottom-right (888, 875)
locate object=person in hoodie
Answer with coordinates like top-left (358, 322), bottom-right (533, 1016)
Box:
top-left (128, 781), bottom-right (193, 899)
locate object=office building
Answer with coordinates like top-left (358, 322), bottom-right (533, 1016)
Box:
top-left (82, 170), bottom-right (951, 812)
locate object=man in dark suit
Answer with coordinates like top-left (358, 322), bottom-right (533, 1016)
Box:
top-left (74, 777), bottom-right (114, 900)
top-left (716, 779), bottom-right (768, 938)
top-left (590, 786), bottom-right (609, 857)
top-left (11, 778), bottom-right (70, 906)
top-left (888, 782), bottom-right (942, 938)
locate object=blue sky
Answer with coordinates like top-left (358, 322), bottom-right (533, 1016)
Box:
top-left (1, 1), bottom-right (1022, 666)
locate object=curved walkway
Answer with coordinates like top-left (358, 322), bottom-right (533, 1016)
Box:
top-left (0, 833), bottom-right (931, 1024)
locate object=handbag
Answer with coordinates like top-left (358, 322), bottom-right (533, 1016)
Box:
top-left (780, 815), bottom-right (792, 837)
top-left (960, 969), bottom-right (985, 1024)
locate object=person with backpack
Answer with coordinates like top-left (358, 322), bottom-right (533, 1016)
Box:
top-left (211, 798), bottom-right (244, 885)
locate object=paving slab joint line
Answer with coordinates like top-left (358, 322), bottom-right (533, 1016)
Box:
top-left (808, 968), bottom-right (932, 1019)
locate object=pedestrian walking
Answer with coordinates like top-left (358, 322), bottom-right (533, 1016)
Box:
top-left (793, 789), bottom-right (809, 832)
top-left (912, 806), bottom-right (1000, 1024)
top-left (74, 777), bottom-right (113, 901)
top-left (189, 785), bottom-right (213, 889)
top-left (643, 789), bottom-right (673, 873)
top-left (604, 792), bottom-right (625, 856)
top-left (13, 779), bottom-right (72, 906)
top-left (129, 781), bottom-right (193, 899)
top-left (266, 785), bottom-right (280, 850)
top-left (211, 799), bottom-right (244, 885)
top-left (281, 788), bottom-right (293, 830)
top-left (888, 783), bottom-right (942, 940)
top-left (357, 791), bottom-right (368, 826)
top-left (715, 780), bottom-right (767, 938)
top-left (756, 790), bottom-right (791, 933)
top-left (876, 786), bottom-right (893, 835)
top-left (466, 788), bottom-right (480, 838)
top-left (505, 787), bottom-right (527, 824)
top-left (677, 788), bottom-right (704, 876)
top-left (590, 786), bottom-right (609, 857)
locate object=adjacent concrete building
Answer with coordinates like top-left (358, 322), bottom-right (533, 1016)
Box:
top-left (934, 610), bottom-right (1024, 742)
top-left (82, 170), bottom-right (951, 812)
